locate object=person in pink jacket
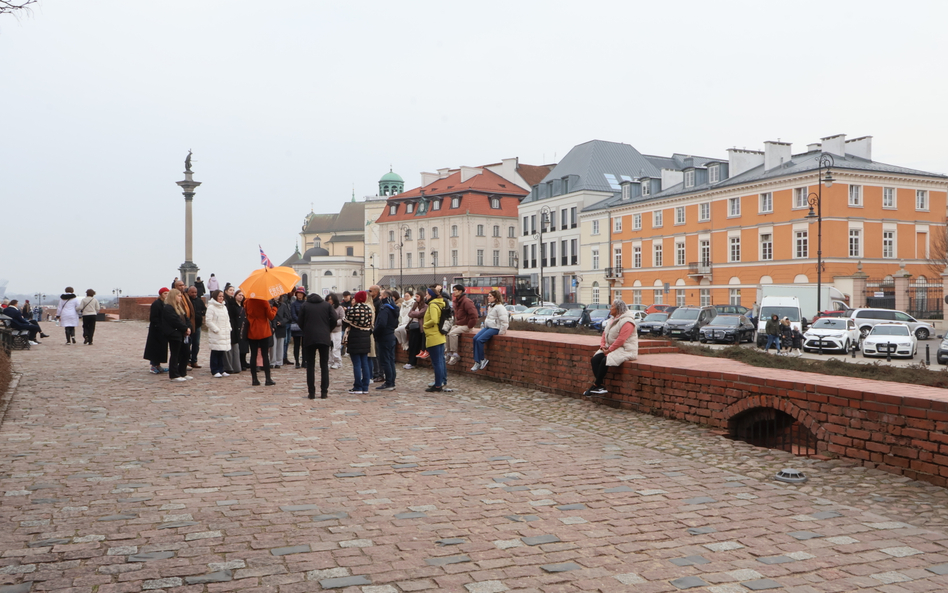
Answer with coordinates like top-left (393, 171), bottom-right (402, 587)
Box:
top-left (585, 299), bottom-right (638, 396)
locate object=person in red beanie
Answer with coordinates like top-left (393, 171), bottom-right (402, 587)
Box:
top-left (143, 287), bottom-right (170, 374)
top-left (244, 297), bottom-right (277, 386)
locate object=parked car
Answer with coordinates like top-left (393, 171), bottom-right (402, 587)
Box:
top-left (848, 308), bottom-right (935, 340)
top-left (861, 322), bottom-right (917, 358)
top-left (586, 303), bottom-right (612, 311)
top-left (937, 335), bottom-right (948, 365)
top-left (510, 306), bottom-right (542, 322)
top-left (587, 309), bottom-right (611, 332)
top-left (756, 295), bottom-right (806, 347)
top-left (631, 310), bottom-right (648, 322)
top-left (713, 304), bottom-right (750, 316)
top-left (645, 303), bottom-right (675, 315)
top-left (802, 317), bottom-right (860, 353)
top-left (557, 302), bottom-right (586, 310)
top-left (551, 308), bottom-right (586, 327)
top-left (698, 314), bottom-right (756, 344)
top-left (526, 307), bottom-right (566, 326)
top-left (663, 306), bottom-right (717, 340)
top-left (505, 304), bottom-right (527, 314)
top-left (638, 312), bottom-right (670, 337)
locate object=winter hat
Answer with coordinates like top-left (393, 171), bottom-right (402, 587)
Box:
top-left (354, 291), bottom-right (367, 303)
top-left (427, 288), bottom-right (438, 299)
top-left (295, 286), bottom-right (306, 294)
top-left (158, 287), bottom-right (170, 296)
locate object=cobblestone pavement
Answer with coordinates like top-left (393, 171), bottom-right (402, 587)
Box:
top-left (3, 322), bottom-right (948, 593)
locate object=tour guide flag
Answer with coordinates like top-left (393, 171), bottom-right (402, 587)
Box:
top-left (239, 266), bottom-right (301, 301)
top-left (259, 245), bottom-right (274, 269)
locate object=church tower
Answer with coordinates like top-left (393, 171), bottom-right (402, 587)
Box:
top-left (379, 167), bottom-right (404, 196)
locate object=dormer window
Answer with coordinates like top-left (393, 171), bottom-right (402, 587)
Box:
top-left (451, 196), bottom-right (461, 209)
top-left (490, 197), bottom-right (501, 209)
top-left (621, 184), bottom-right (630, 200)
top-left (389, 204), bottom-right (397, 215)
top-left (684, 170), bottom-right (695, 188)
top-left (641, 180), bottom-right (650, 196)
top-left (432, 200), bottom-right (441, 211)
top-left (709, 165), bottom-right (719, 183)
top-left (406, 202), bottom-right (414, 214)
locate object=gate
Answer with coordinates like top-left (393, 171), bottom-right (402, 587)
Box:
top-left (908, 276), bottom-right (943, 320)
top-left (730, 407), bottom-right (818, 457)
top-left (865, 277), bottom-right (895, 310)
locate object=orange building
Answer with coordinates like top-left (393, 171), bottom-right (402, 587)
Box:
top-left (606, 135), bottom-right (948, 314)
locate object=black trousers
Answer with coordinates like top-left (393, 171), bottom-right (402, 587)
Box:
top-left (249, 338), bottom-right (271, 379)
top-left (82, 315), bottom-right (97, 344)
top-left (293, 336), bottom-right (303, 364)
top-left (303, 344), bottom-right (330, 396)
top-left (407, 326), bottom-right (425, 365)
top-left (591, 352), bottom-right (609, 387)
top-left (168, 339), bottom-right (189, 379)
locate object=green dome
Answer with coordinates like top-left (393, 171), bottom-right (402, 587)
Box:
top-left (380, 169), bottom-right (403, 183)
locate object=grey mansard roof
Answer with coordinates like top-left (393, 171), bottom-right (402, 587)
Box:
top-left (525, 140), bottom-right (662, 200)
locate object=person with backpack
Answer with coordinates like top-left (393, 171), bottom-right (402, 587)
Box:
top-left (446, 284), bottom-right (478, 365)
top-left (373, 289), bottom-right (400, 391)
top-left (422, 288), bottom-right (447, 392)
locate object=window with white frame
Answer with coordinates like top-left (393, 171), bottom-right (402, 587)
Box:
top-left (883, 187), bottom-right (896, 208)
top-left (728, 197), bottom-right (740, 217)
top-left (523, 245), bottom-right (530, 268)
top-left (676, 241), bottom-right (685, 266)
top-left (388, 230), bottom-right (395, 242)
top-left (793, 187), bottom-right (808, 209)
top-left (451, 225), bottom-right (458, 237)
top-left (476, 224), bottom-right (484, 236)
top-left (676, 289), bottom-right (686, 307)
top-left (490, 197), bottom-right (500, 209)
top-left (561, 209), bottom-right (568, 230)
top-left (406, 202), bottom-right (414, 214)
top-left (632, 213), bottom-right (642, 230)
top-left (729, 236), bottom-right (741, 262)
top-left (592, 283), bottom-right (600, 304)
top-left (653, 210), bottom-right (663, 227)
top-left (432, 226), bottom-right (439, 238)
top-left (613, 246), bottom-right (622, 269)
top-left (675, 206), bottom-right (685, 225)
top-left (492, 225), bottom-right (500, 237)
top-left (389, 254), bottom-right (395, 268)
top-left (431, 200), bottom-right (441, 211)
top-left (559, 240), bottom-right (567, 266)
top-left (759, 192), bottom-right (773, 213)
top-left (522, 216), bottom-right (529, 236)
top-left (729, 288), bottom-right (741, 306)
top-left (709, 165), bottom-right (719, 183)
top-left (571, 239), bottom-right (578, 265)
top-left (389, 204), bottom-right (397, 215)
top-left (699, 202), bottom-right (710, 222)
top-left (450, 196), bottom-right (460, 208)
top-left (684, 170), bottom-right (695, 188)
top-left (848, 185), bottom-right (862, 206)
top-left (613, 217), bottom-right (622, 232)
top-left (795, 230), bottom-right (808, 258)
top-left (917, 189), bottom-right (929, 210)
top-left (760, 233), bottom-right (773, 261)
top-left (700, 288), bottom-right (711, 307)
top-left (530, 215), bottom-right (536, 234)
top-left (849, 229), bottom-right (862, 258)
top-left (571, 207), bottom-right (578, 228)
top-left (699, 239), bottom-right (710, 266)
top-left (654, 243), bottom-right (663, 267)
top-left (492, 250), bottom-right (499, 266)
top-left (621, 184), bottom-right (630, 200)
top-left (633, 290), bottom-right (642, 306)
top-left (508, 251), bottom-right (516, 267)
top-left (419, 227), bottom-right (425, 240)
top-left (654, 289), bottom-right (663, 305)
top-left (641, 181), bottom-right (650, 196)
top-left (883, 230), bottom-right (895, 258)
top-left (419, 252), bottom-right (425, 268)
top-left (508, 226), bottom-right (515, 238)
top-left (406, 253), bottom-right (412, 268)
top-left (452, 250), bottom-right (458, 266)
top-left (592, 220), bottom-right (600, 235)
top-left (592, 248), bottom-right (600, 270)
top-left (633, 246), bottom-right (642, 268)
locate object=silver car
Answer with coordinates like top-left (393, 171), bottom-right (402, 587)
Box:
top-left (848, 308), bottom-right (935, 340)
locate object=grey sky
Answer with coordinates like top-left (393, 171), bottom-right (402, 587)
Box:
top-left (2, 0), bottom-right (946, 297)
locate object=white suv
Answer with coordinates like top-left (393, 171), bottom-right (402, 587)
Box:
top-left (848, 308), bottom-right (934, 340)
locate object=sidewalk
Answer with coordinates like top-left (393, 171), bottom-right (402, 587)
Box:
top-left (2, 322), bottom-right (948, 592)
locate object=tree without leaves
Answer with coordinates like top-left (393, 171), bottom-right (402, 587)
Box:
top-left (0, 0), bottom-right (37, 16)
top-left (928, 218), bottom-right (948, 276)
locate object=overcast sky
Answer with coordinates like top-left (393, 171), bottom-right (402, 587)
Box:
top-left (2, 0), bottom-right (946, 298)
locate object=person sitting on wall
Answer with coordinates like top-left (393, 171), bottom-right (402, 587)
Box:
top-left (584, 298), bottom-right (638, 397)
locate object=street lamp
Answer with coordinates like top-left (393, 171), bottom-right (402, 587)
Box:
top-left (805, 153), bottom-right (835, 318)
top-left (398, 224), bottom-right (410, 291)
top-left (532, 205), bottom-right (552, 305)
top-left (432, 251), bottom-right (437, 286)
top-left (34, 292), bottom-right (46, 307)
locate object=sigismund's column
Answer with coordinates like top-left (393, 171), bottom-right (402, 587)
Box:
top-left (177, 150), bottom-right (202, 286)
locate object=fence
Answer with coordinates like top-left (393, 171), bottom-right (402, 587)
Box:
top-left (865, 277), bottom-right (895, 310)
top-left (907, 277), bottom-right (944, 319)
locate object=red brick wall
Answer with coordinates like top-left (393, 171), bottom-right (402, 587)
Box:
top-left (396, 331), bottom-right (948, 488)
top-left (119, 297), bottom-right (155, 321)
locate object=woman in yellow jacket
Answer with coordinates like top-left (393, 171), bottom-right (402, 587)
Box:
top-left (422, 288), bottom-right (447, 392)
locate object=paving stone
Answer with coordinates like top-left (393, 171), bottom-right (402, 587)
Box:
top-left (185, 570), bottom-right (233, 584)
top-left (670, 555), bottom-right (710, 566)
top-left (757, 555), bottom-right (795, 565)
top-left (27, 538), bottom-right (69, 547)
top-left (704, 541), bottom-right (744, 552)
top-left (671, 576), bottom-right (708, 589)
top-left (741, 579), bottom-right (783, 590)
top-left (362, 586), bottom-right (398, 593)
top-left (556, 503), bottom-right (586, 510)
top-left (223, 471), bottom-right (252, 476)
top-left (541, 562), bottom-right (582, 572)
top-left (504, 514), bottom-right (539, 522)
top-left (614, 573), bottom-right (646, 585)
top-left (97, 514), bottom-right (136, 521)
top-left (683, 496), bottom-right (717, 505)
top-left (313, 511), bottom-right (349, 521)
top-left (419, 470), bottom-right (445, 475)
top-left (0, 584), bottom-right (33, 593)
top-left (143, 577), bottom-right (183, 589)
top-left (494, 539), bottom-right (523, 550)
top-left (825, 536), bottom-right (859, 545)
top-left (128, 551), bottom-right (175, 562)
top-left (787, 530), bottom-right (822, 540)
top-left (727, 569), bottom-right (763, 580)
top-left (334, 472), bottom-right (366, 478)
top-left (392, 463), bottom-right (418, 468)
top-left (437, 538), bottom-right (466, 546)
top-left (881, 546), bottom-right (923, 557)
top-left (521, 534), bottom-right (560, 546)
top-left (394, 511), bottom-right (427, 519)
top-left (307, 567), bottom-right (350, 580)
top-left (321, 575), bottom-right (372, 588)
top-left (871, 571), bottom-right (912, 584)
top-left (811, 510), bottom-right (842, 519)
top-left (271, 545), bottom-right (310, 556)
top-left (604, 485), bottom-right (634, 493)
top-left (156, 521), bottom-right (199, 529)
top-left (425, 554), bottom-right (471, 566)
top-left (687, 526), bottom-right (716, 535)
top-left (464, 581), bottom-right (508, 593)
top-left (208, 560), bottom-right (246, 571)
top-left (185, 530), bottom-right (222, 540)
top-left (340, 539), bottom-right (373, 548)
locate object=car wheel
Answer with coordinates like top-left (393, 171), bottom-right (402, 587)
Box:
top-left (546, 320), bottom-right (553, 327)
top-left (699, 338), bottom-right (707, 344)
top-left (843, 339), bottom-right (850, 353)
top-left (915, 327), bottom-right (930, 340)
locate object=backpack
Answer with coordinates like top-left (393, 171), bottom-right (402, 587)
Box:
top-left (438, 300), bottom-right (454, 334)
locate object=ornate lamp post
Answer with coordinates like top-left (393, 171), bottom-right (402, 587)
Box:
top-left (112, 288), bottom-right (122, 305)
top-left (398, 224), bottom-right (410, 290)
top-left (805, 153), bottom-right (836, 318)
top-left (432, 251), bottom-right (437, 286)
top-left (532, 206), bottom-right (552, 304)
top-left (33, 292), bottom-right (46, 307)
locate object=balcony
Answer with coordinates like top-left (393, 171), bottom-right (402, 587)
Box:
top-left (688, 261), bottom-right (712, 279)
top-left (605, 266), bottom-right (623, 280)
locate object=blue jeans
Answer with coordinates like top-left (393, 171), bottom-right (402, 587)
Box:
top-left (376, 334), bottom-right (397, 386)
top-left (428, 343), bottom-right (446, 387)
top-left (472, 328), bottom-right (499, 363)
top-left (765, 334), bottom-right (781, 351)
top-left (350, 352), bottom-right (372, 392)
top-left (210, 350), bottom-right (226, 375)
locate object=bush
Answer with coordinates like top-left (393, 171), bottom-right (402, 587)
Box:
top-left (677, 343), bottom-right (948, 388)
top-left (508, 320), bottom-right (596, 335)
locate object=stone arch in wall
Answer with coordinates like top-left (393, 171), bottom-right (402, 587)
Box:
top-left (724, 396), bottom-right (826, 456)
top-left (794, 274), bottom-right (809, 283)
top-left (760, 275), bottom-right (773, 284)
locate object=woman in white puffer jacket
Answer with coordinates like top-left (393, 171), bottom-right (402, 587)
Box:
top-left (470, 290), bottom-right (509, 372)
top-left (204, 290), bottom-right (232, 377)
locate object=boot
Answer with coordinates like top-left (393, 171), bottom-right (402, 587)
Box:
top-left (295, 361), bottom-right (301, 369)
top-left (283, 357), bottom-right (291, 366)
top-left (251, 372), bottom-right (260, 386)
top-left (264, 371), bottom-right (276, 387)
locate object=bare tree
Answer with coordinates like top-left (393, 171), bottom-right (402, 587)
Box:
top-left (1, 1), bottom-right (37, 16)
top-left (929, 218), bottom-right (948, 276)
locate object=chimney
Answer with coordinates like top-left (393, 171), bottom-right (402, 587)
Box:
top-left (420, 172), bottom-right (440, 186)
top-left (437, 168), bottom-right (452, 179)
top-left (807, 143), bottom-right (822, 152)
top-left (764, 141), bottom-right (792, 171)
top-left (727, 148), bottom-right (765, 177)
top-left (845, 136), bottom-right (872, 160)
top-left (460, 166), bottom-right (482, 183)
top-left (821, 134), bottom-right (846, 157)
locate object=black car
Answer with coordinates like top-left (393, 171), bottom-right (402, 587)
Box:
top-left (699, 314), bottom-right (756, 344)
top-left (663, 306), bottom-right (717, 340)
top-left (551, 308), bottom-right (587, 328)
top-left (638, 312), bottom-right (669, 337)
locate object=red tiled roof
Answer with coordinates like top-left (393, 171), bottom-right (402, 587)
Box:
top-left (517, 163), bottom-right (555, 187)
top-left (376, 168), bottom-right (526, 223)
top-left (391, 168), bottom-right (528, 200)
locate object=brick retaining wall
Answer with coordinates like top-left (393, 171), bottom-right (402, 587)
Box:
top-left (119, 297), bottom-right (156, 321)
top-left (396, 330), bottom-right (948, 488)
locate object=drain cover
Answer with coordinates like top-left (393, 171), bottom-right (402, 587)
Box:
top-left (775, 468), bottom-right (807, 483)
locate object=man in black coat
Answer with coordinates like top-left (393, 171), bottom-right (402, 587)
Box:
top-left (296, 292), bottom-right (338, 399)
top-left (3, 300), bottom-right (47, 343)
top-left (194, 277), bottom-right (206, 298)
top-left (143, 288), bottom-right (170, 373)
top-left (373, 290), bottom-right (400, 391)
top-left (188, 286), bottom-right (207, 369)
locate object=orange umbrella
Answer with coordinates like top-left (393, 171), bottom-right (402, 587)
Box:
top-left (239, 266), bottom-right (301, 301)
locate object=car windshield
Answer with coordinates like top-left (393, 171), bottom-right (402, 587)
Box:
top-left (871, 325), bottom-right (910, 336)
top-left (711, 316), bottom-right (741, 327)
top-left (669, 309), bottom-right (700, 320)
top-left (760, 306), bottom-right (800, 322)
top-left (813, 319), bottom-right (846, 329)
top-left (506, 305), bottom-right (526, 312)
top-left (561, 310), bottom-right (582, 318)
top-left (643, 313), bottom-right (668, 322)
top-left (590, 310), bottom-right (610, 319)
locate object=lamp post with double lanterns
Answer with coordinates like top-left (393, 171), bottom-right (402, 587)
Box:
top-left (804, 153), bottom-right (835, 320)
top-left (398, 224), bottom-right (410, 291)
top-left (532, 205), bottom-right (552, 305)
top-left (34, 292), bottom-right (46, 307)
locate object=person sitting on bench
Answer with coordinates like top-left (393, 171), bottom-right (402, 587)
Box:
top-left (4, 299), bottom-right (49, 344)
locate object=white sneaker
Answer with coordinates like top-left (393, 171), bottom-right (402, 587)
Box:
top-left (29, 341), bottom-right (39, 345)
top-left (403, 364), bottom-right (414, 370)
top-left (480, 359), bottom-right (489, 370)
top-left (213, 373), bottom-right (223, 378)
top-left (470, 363), bottom-right (480, 372)
top-left (221, 372), bottom-right (230, 377)
top-left (171, 377), bottom-right (187, 382)
top-left (184, 376), bottom-right (194, 380)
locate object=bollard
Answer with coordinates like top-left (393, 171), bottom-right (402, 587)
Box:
top-left (926, 344), bottom-right (931, 366)
top-left (852, 340), bottom-right (857, 358)
top-left (886, 341), bottom-right (891, 363)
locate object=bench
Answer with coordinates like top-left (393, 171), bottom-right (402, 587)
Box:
top-left (0, 314), bottom-right (31, 351)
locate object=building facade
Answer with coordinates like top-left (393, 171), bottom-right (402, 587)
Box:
top-left (282, 201), bottom-right (366, 295)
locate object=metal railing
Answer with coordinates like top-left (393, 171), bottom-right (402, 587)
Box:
top-left (605, 267), bottom-right (623, 279)
top-left (688, 262), bottom-right (712, 275)
top-left (731, 407), bottom-right (818, 457)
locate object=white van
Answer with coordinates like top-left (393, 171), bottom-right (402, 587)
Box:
top-left (755, 296), bottom-right (805, 347)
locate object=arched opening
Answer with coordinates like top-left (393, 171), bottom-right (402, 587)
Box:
top-left (729, 407), bottom-right (818, 456)
top-left (301, 273), bottom-right (309, 291)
